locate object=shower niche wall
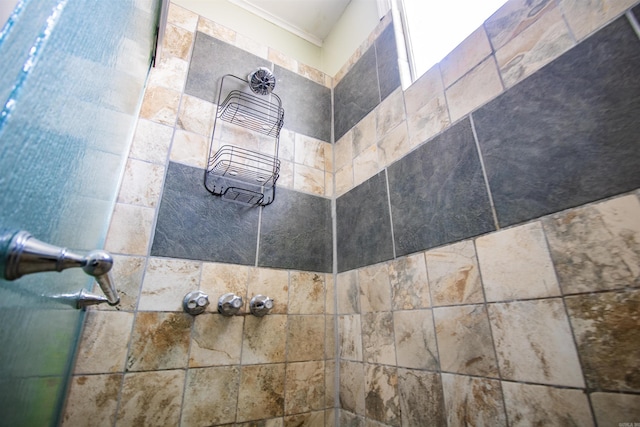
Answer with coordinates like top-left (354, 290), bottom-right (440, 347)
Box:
top-left (205, 71), bottom-right (284, 206)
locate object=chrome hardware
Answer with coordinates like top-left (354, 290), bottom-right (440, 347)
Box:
top-left (249, 294), bottom-right (273, 317)
top-left (183, 290), bottom-right (209, 315)
top-left (218, 293), bottom-right (243, 316)
top-left (51, 289), bottom-right (114, 309)
top-left (1, 229), bottom-right (120, 306)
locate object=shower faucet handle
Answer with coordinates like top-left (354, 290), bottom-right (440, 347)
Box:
top-left (249, 295), bottom-right (273, 317)
top-left (218, 293), bottom-right (243, 316)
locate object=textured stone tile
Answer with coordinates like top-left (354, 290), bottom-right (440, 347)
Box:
top-left (147, 55), bottom-right (189, 92)
top-left (362, 312), bottom-right (396, 365)
top-left (375, 23), bottom-right (401, 101)
top-left (340, 361), bottom-right (365, 416)
top-left (138, 257), bottom-right (201, 311)
top-left (295, 133), bottom-right (326, 170)
top-left (485, 0), bottom-right (558, 49)
top-left (339, 315), bottom-right (363, 361)
top-left (489, 299), bottom-right (584, 387)
top-left (393, 309), bottom-right (438, 370)
top-left (169, 129), bottom-right (208, 169)
top-left (359, 263), bottom-right (392, 313)
top-left (325, 359), bottom-right (336, 407)
top-left (352, 112), bottom-right (376, 157)
top-left (364, 364), bottom-right (399, 425)
top-left (339, 410), bottom-right (365, 426)
top-left (441, 374), bottom-right (506, 427)
top-left (197, 17), bottom-right (235, 44)
top-left (95, 255), bottom-right (144, 312)
top-left (289, 271), bottom-right (325, 314)
top-left (241, 314), bottom-right (287, 364)
top-left (565, 289), bottom-right (640, 392)
top-left (298, 63), bottom-right (326, 86)
top-left (285, 361), bottom-right (325, 414)
top-left (238, 417), bottom-right (285, 427)
top-left (591, 392), bottom-right (640, 426)
top-left (335, 164), bottom-right (354, 197)
top-left (406, 92), bottom-right (450, 148)
top-left (200, 262), bottom-right (249, 313)
top-left (337, 270), bottom-right (360, 314)
top-left (269, 48), bottom-right (296, 71)
top-left (117, 158), bottom-right (164, 208)
top-left (334, 131), bottom-right (353, 172)
top-left (404, 65), bottom-right (444, 115)
top-left (326, 314), bottom-right (336, 360)
top-left (177, 94), bottom-right (214, 137)
top-left (162, 23), bottom-right (193, 61)
top-left (117, 370), bottom-right (184, 426)
top-left (446, 57), bottom-right (503, 122)
top-left (389, 253), bottom-right (431, 310)
top-left (543, 195), bottom-right (640, 294)
top-left (434, 305), bottom-right (498, 377)
top-left (105, 203), bottom-right (154, 255)
top-left (398, 369), bottom-right (445, 426)
top-left (324, 142), bottom-right (333, 173)
top-left (236, 33), bottom-right (268, 59)
top-left (287, 315), bottom-right (325, 362)
top-left (129, 119), bottom-right (173, 164)
top-left (440, 27), bottom-right (493, 88)
top-left (61, 374), bottom-right (121, 427)
top-left (375, 89), bottom-right (405, 139)
top-left (139, 85), bottom-right (181, 126)
top-left (293, 163), bottom-right (325, 195)
top-left (378, 123), bottom-right (410, 167)
top-left (248, 267), bottom-right (289, 314)
top-left (74, 311), bottom-right (133, 374)
top-left (388, 118), bottom-right (495, 255)
top-left (181, 366), bottom-right (240, 426)
top-left (476, 222), bottom-right (561, 301)
top-left (502, 381), bottom-right (594, 426)
top-left (190, 313), bottom-right (244, 366)
top-left (426, 240), bottom-right (483, 306)
top-left (237, 364), bottom-right (286, 422)
top-left (496, 5), bottom-right (574, 88)
top-left (560, 0), bottom-right (638, 40)
top-left (284, 411), bottom-right (324, 427)
top-left (473, 17), bottom-right (640, 227)
top-left (353, 144), bottom-right (380, 187)
top-left (167, 3), bottom-right (198, 31)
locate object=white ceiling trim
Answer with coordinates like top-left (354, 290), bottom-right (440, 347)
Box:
top-left (228, 0), bottom-right (325, 47)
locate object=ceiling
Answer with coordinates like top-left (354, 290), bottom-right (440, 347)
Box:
top-left (228, 0), bottom-right (353, 46)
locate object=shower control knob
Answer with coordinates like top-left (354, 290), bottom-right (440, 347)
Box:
top-left (218, 293), bottom-right (243, 316)
top-left (250, 295), bottom-right (274, 317)
top-left (183, 290), bottom-right (210, 315)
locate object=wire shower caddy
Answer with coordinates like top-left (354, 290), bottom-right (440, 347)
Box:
top-left (204, 73), bottom-right (284, 206)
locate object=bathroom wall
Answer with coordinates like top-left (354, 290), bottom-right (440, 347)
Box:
top-left (334, 0), bottom-right (640, 425)
top-left (61, 4), bottom-right (336, 426)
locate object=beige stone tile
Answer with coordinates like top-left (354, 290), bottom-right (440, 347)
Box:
top-left (278, 159), bottom-right (294, 189)
top-left (61, 374), bottom-right (122, 427)
top-left (285, 411), bottom-right (324, 426)
top-left (353, 111), bottom-right (376, 156)
top-left (375, 89), bottom-right (405, 139)
top-left (139, 85), bottom-right (181, 126)
top-left (398, 369), bottom-right (446, 426)
top-left (559, 0), bottom-right (638, 40)
top-left (138, 258), bottom-right (201, 311)
top-left (441, 374), bottom-right (506, 427)
top-left (285, 361), bottom-right (325, 414)
top-left (105, 203), bottom-right (154, 255)
top-left (378, 122), bottom-right (410, 167)
top-left (543, 194), bottom-right (640, 294)
top-left (293, 163), bottom-right (325, 195)
top-left (117, 370), bottom-right (185, 426)
top-left (170, 129), bottom-right (208, 169)
top-left (200, 262), bottom-right (250, 313)
top-left (295, 134), bottom-right (326, 170)
top-left (325, 314), bottom-right (336, 360)
top-left (362, 312), bottom-right (396, 365)
top-left (496, 6), bottom-right (574, 88)
top-left (177, 94), bottom-right (215, 137)
top-left (289, 271), bottom-right (325, 314)
top-left (489, 298), bottom-right (584, 387)
top-left (339, 361), bottom-right (365, 416)
top-left (502, 381), bottom-right (594, 426)
top-left (278, 128), bottom-right (295, 161)
top-left (288, 315), bottom-right (325, 361)
top-left (248, 267), bottom-right (289, 314)
top-left (241, 314), bottom-right (287, 364)
top-left (162, 23), bottom-right (193, 61)
top-left (237, 364), bottom-right (286, 422)
top-left (334, 130), bottom-right (353, 171)
top-left (238, 418), bottom-right (285, 427)
top-left (566, 289), bottom-right (640, 392)
top-left (445, 57), bottom-right (503, 122)
top-left (477, 222), bottom-right (560, 301)
top-left (364, 364), bottom-right (399, 425)
top-left (358, 263), bottom-right (392, 313)
top-left (440, 27), bottom-right (493, 88)
top-left (181, 366), bottom-right (240, 426)
top-left (339, 314), bottom-right (362, 361)
top-left (389, 252), bottom-right (431, 310)
top-left (591, 392), bottom-right (640, 426)
top-left (269, 48), bottom-right (297, 71)
top-left (324, 143), bottom-right (334, 174)
top-left (335, 164), bottom-right (354, 197)
top-left (74, 311), bottom-right (133, 373)
top-left (190, 313), bottom-right (244, 366)
top-left (426, 240), bottom-right (483, 306)
top-left (167, 2), bottom-right (198, 31)
top-left (298, 63), bottom-right (326, 86)
top-left (337, 270), bottom-right (360, 314)
top-left (127, 312), bottom-right (192, 371)
top-left (404, 64), bottom-right (444, 115)
top-left (198, 17), bottom-right (236, 44)
top-left (94, 255), bottom-right (144, 312)
top-left (393, 309), bottom-right (438, 370)
top-left (147, 55), bottom-right (189, 92)
top-left (325, 360), bottom-right (336, 407)
top-left (325, 274), bottom-right (335, 315)
top-left (218, 122), bottom-right (272, 153)
top-left (237, 33), bottom-right (268, 59)
top-left (353, 144), bottom-right (379, 187)
top-left (129, 119), bottom-right (173, 164)
top-left (434, 304), bottom-right (499, 377)
top-left (406, 92), bottom-right (450, 149)
top-left (485, 0), bottom-right (559, 50)
top-left (117, 159), bottom-right (164, 208)
top-left (324, 171), bottom-right (333, 197)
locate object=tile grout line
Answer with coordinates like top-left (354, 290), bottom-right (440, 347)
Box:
top-left (469, 113), bottom-right (500, 231)
top-left (626, 10), bottom-right (640, 40)
top-left (384, 169), bottom-right (397, 260)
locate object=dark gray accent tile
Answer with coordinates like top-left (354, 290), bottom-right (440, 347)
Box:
top-left (375, 23), bottom-right (401, 101)
top-left (337, 171), bottom-right (394, 272)
top-left (258, 188), bottom-right (332, 273)
top-left (273, 65), bottom-right (331, 142)
top-left (334, 47), bottom-right (381, 141)
top-left (388, 118), bottom-right (495, 257)
top-left (473, 17), bottom-right (640, 227)
top-left (633, 4), bottom-right (640, 22)
top-left (184, 32), bottom-right (272, 103)
top-left (151, 162), bottom-right (259, 265)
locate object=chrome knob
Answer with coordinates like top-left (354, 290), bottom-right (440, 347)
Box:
top-left (249, 294), bottom-right (273, 317)
top-left (218, 293), bottom-right (243, 316)
top-left (183, 290), bottom-right (209, 315)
